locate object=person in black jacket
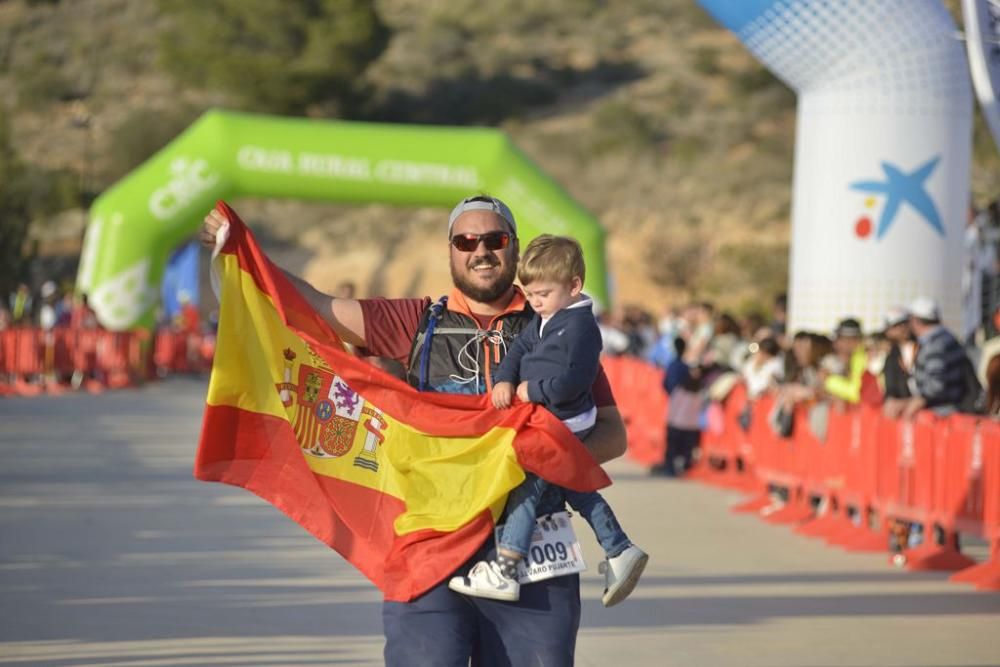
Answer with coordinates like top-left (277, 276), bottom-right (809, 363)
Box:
top-left (449, 235), bottom-right (648, 608)
top-left (881, 306), bottom-right (915, 417)
top-left (899, 297), bottom-right (978, 417)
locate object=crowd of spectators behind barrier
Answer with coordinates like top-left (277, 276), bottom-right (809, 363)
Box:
top-left (595, 198), bottom-right (1000, 481)
top-left (601, 290), bottom-right (999, 474)
top-left (5, 198), bottom-right (999, 405)
top-left (3, 279), bottom-right (220, 338)
top-left (3, 280), bottom-right (103, 390)
top-left (0, 275), bottom-right (410, 392)
top-left (1, 278), bottom-right (220, 391)
top-left (5, 280), bottom-right (98, 333)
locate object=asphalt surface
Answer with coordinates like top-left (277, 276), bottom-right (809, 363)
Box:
top-left (1, 377), bottom-right (998, 666)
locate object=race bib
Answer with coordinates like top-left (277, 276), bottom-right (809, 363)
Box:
top-left (494, 511), bottom-right (586, 584)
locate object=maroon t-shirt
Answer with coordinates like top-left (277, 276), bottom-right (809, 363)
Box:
top-left (358, 297), bottom-right (616, 407)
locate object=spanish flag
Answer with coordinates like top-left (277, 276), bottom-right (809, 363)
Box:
top-left (195, 202), bottom-right (610, 602)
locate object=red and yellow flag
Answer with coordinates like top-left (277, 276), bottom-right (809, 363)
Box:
top-left (195, 202), bottom-right (610, 601)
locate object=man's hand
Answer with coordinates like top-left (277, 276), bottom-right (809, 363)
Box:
top-left (200, 208), bottom-right (228, 249)
top-left (492, 382), bottom-right (514, 409)
top-left (198, 205), bottom-right (367, 346)
top-left (516, 381), bottom-right (531, 403)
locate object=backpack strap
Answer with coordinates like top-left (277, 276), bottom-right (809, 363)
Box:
top-left (405, 296), bottom-right (526, 391)
top-left (415, 296), bottom-right (449, 391)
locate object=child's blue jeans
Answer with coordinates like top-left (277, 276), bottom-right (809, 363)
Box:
top-left (497, 472), bottom-right (631, 559)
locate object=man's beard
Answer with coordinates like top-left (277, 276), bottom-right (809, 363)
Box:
top-left (450, 257), bottom-right (517, 304)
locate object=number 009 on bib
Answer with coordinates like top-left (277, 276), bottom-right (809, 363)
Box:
top-left (494, 511), bottom-right (586, 584)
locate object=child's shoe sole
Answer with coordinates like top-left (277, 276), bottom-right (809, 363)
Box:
top-left (601, 551), bottom-right (648, 607)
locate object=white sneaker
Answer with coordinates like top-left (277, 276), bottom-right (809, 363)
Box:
top-left (598, 545), bottom-right (648, 607)
top-left (448, 560), bottom-right (521, 601)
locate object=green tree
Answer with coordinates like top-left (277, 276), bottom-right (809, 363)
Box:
top-left (157, 0), bottom-right (389, 115)
top-left (0, 109), bottom-right (79, 297)
top-left (100, 106), bottom-right (201, 189)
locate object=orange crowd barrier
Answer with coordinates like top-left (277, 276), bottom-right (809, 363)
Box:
top-left (606, 356), bottom-right (1000, 591)
top-left (692, 382), bottom-right (758, 492)
top-left (951, 419), bottom-right (1000, 590)
top-left (601, 355), bottom-right (667, 466)
top-left (0, 327), bottom-right (214, 397)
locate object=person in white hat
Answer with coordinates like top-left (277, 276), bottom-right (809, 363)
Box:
top-left (38, 281), bottom-right (59, 331)
top-left (900, 297), bottom-right (977, 417)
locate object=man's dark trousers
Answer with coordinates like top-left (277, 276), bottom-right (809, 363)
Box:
top-left (383, 540), bottom-right (580, 666)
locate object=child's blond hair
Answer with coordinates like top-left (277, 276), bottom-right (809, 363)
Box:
top-left (518, 234), bottom-right (585, 287)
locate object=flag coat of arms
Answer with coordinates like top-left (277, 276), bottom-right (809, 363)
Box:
top-left (195, 202), bottom-right (610, 601)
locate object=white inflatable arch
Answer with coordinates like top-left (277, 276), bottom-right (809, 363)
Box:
top-left (699, 0), bottom-right (972, 333)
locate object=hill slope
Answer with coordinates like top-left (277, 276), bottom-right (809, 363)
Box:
top-left (2, 0), bottom-right (997, 318)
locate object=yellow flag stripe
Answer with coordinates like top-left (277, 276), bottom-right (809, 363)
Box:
top-left (207, 252), bottom-right (525, 535)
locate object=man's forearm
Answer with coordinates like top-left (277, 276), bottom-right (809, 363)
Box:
top-left (280, 269), bottom-right (366, 346)
top-left (587, 406), bottom-right (628, 464)
top-left (281, 269), bottom-right (326, 311)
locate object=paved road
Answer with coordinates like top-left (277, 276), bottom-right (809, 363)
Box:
top-left (1, 378), bottom-right (998, 666)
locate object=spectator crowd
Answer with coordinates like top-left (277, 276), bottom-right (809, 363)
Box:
top-left (596, 290), bottom-right (998, 480)
top-left (4, 280), bottom-right (98, 333)
top-left (590, 199), bottom-right (1000, 484)
top-left (1, 278), bottom-right (218, 392)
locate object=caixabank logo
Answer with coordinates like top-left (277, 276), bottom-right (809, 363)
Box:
top-left (848, 156), bottom-right (944, 241)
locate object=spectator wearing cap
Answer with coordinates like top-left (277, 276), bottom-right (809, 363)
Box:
top-left (821, 317), bottom-right (869, 404)
top-left (881, 306), bottom-right (915, 418)
top-left (38, 281), bottom-right (58, 331)
top-left (901, 297), bottom-right (974, 418)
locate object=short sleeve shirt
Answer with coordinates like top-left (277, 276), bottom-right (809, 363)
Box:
top-left (359, 297), bottom-right (617, 406)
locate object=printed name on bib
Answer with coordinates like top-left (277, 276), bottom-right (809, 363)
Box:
top-left (494, 511), bottom-right (586, 584)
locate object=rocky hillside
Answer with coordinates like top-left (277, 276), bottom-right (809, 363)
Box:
top-left (3, 0), bottom-right (998, 318)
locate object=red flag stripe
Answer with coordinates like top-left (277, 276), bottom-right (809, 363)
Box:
top-left (196, 403), bottom-right (493, 600)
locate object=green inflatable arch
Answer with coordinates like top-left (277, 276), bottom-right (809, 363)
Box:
top-left (77, 109), bottom-right (609, 331)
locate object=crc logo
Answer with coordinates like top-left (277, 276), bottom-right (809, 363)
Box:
top-left (148, 158), bottom-right (219, 221)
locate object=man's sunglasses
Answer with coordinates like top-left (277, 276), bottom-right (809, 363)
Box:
top-left (450, 232), bottom-right (512, 252)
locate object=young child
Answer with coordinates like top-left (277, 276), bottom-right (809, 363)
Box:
top-left (448, 234), bottom-right (648, 606)
top-left (655, 336), bottom-right (703, 476)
